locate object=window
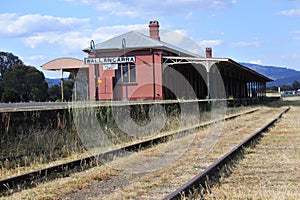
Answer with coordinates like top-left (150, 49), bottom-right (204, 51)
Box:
top-left (116, 63), bottom-right (136, 83)
top-left (122, 63), bottom-right (128, 82)
top-left (130, 63), bottom-right (136, 82)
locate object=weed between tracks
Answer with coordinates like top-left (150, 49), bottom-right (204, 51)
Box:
top-left (3, 165), bottom-right (117, 199)
top-left (200, 105), bottom-right (300, 199)
top-left (178, 142), bottom-right (260, 200)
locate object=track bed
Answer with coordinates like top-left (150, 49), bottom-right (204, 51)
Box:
top-left (203, 106), bottom-right (300, 199)
top-left (3, 106), bottom-right (289, 199)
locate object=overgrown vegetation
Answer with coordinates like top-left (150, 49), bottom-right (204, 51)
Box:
top-left (0, 103), bottom-right (182, 177)
top-left (0, 101), bottom-right (230, 179)
top-left (0, 110), bottom-right (84, 175)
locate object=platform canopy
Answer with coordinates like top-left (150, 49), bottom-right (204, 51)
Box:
top-left (41, 57), bottom-right (88, 72)
top-left (41, 58), bottom-right (89, 102)
top-left (162, 56), bottom-right (272, 82)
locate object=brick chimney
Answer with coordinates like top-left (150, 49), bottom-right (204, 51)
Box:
top-left (149, 20), bottom-right (160, 41)
top-left (206, 47), bottom-right (212, 58)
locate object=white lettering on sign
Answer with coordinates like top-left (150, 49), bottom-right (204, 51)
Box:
top-left (103, 63), bottom-right (118, 70)
top-left (84, 56), bottom-right (135, 64)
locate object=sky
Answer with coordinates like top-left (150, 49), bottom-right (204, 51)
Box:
top-left (1, 0), bottom-right (300, 78)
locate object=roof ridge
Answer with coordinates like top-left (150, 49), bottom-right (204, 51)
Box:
top-left (85, 30), bottom-right (200, 57)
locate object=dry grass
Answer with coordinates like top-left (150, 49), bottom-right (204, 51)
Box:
top-left (0, 105), bottom-right (277, 199)
top-left (0, 106), bottom-right (253, 181)
top-left (67, 107), bottom-right (284, 200)
top-left (203, 106), bottom-right (300, 200)
top-left (0, 106), bottom-right (263, 200)
top-left (1, 165), bottom-right (117, 200)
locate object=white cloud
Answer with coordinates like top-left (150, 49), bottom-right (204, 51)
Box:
top-left (293, 36), bottom-right (300, 40)
top-left (65, 0), bottom-right (237, 18)
top-left (23, 24), bottom-right (147, 53)
top-left (97, 16), bottom-right (104, 21)
top-left (25, 55), bottom-right (46, 61)
top-left (278, 7), bottom-right (300, 16)
top-left (288, 30), bottom-right (300, 40)
top-left (0, 12), bottom-right (147, 54)
top-left (249, 59), bottom-right (263, 65)
top-left (185, 12), bottom-right (194, 20)
top-left (280, 53), bottom-right (300, 60)
top-left (209, 30), bottom-right (225, 35)
top-left (63, 0), bottom-right (95, 5)
top-left (290, 30), bottom-right (300, 34)
top-left (160, 30), bottom-right (205, 56)
top-left (199, 39), bottom-right (223, 47)
top-left (0, 13), bottom-right (90, 37)
top-left (161, 30), bottom-right (188, 44)
top-left (20, 55), bottom-right (47, 67)
top-left (230, 41), bottom-right (260, 47)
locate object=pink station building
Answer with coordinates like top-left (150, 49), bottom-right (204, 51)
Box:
top-left (42, 21), bottom-right (271, 101)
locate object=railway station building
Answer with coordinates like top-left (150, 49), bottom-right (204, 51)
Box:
top-left (42, 21), bottom-right (272, 101)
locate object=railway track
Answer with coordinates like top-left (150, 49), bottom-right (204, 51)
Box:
top-left (163, 106), bottom-right (290, 200)
top-left (73, 107), bottom-right (288, 200)
top-left (0, 107), bottom-right (259, 195)
top-left (202, 106), bottom-right (300, 199)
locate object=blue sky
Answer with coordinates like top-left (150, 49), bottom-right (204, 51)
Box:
top-left (1, 0), bottom-right (300, 78)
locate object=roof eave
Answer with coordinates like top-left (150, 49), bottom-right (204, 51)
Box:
top-left (227, 58), bottom-right (273, 82)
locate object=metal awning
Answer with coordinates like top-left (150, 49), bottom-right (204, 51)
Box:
top-left (163, 56), bottom-right (227, 65)
top-left (41, 58), bottom-right (89, 102)
top-left (162, 56), bottom-right (272, 82)
top-left (41, 57), bottom-right (88, 72)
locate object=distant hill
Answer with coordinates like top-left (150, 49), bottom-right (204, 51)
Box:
top-left (240, 63), bottom-right (300, 87)
top-left (45, 78), bottom-right (74, 87)
top-left (45, 78), bottom-right (61, 87)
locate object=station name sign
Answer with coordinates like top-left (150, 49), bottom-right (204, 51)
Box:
top-left (84, 56), bottom-right (136, 65)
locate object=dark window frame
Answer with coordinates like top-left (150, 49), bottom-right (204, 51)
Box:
top-left (116, 62), bottom-right (136, 83)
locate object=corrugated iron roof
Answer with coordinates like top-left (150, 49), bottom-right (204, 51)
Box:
top-left (162, 56), bottom-right (273, 82)
top-left (83, 31), bottom-right (200, 57)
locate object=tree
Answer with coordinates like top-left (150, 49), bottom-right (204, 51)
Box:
top-left (48, 84), bottom-right (61, 101)
top-left (267, 86), bottom-right (278, 92)
top-left (281, 85), bottom-right (292, 91)
top-left (25, 66), bottom-right (49, 101)
top-left (292, 80), bottom-right (300, 90)
top-left (1, 89), bottom-right (20, 103)
top-left (63, 79), bottom-right (74, 101)
top-left (0, 52), bottom-right (23, 97)
top-left (0, 52), bottom-right (23, 80)
top-left (2, 64), bottom-right (49, 102)
top-left (48, 79), bottom-right (74, 102)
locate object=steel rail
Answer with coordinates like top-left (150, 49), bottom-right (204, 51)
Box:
top-left (0, 108), bottom-right (260, 194)
top-left (163, 106), bottom-right (290, 200)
